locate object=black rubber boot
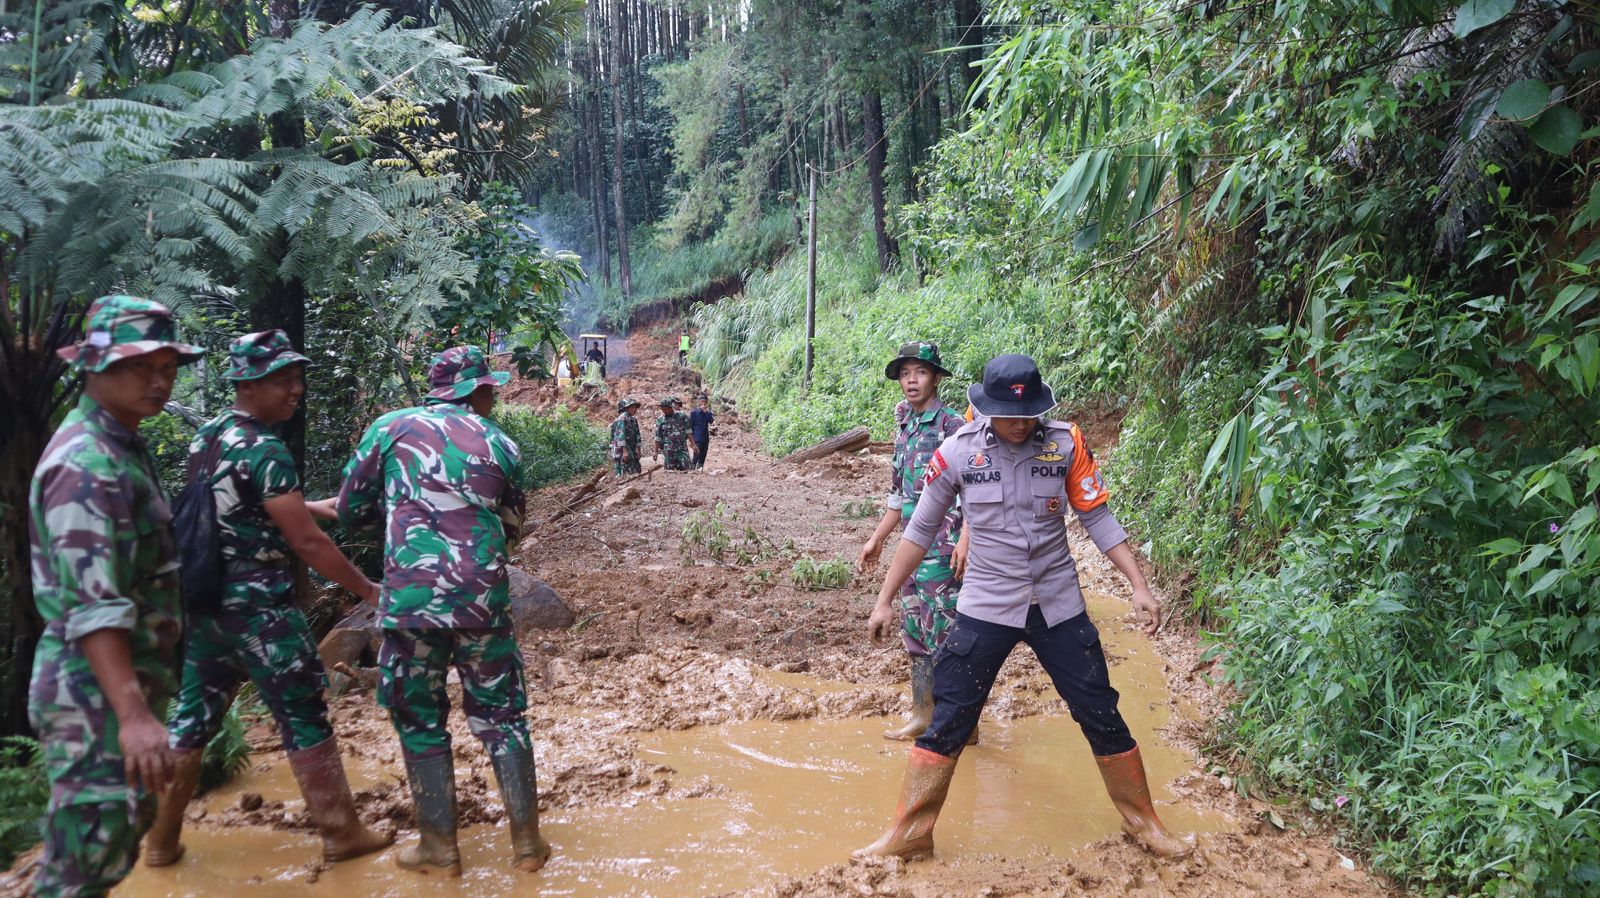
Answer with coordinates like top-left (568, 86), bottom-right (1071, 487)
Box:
top-left (883, 654), bottom-right (934, 741)
top-left (490, 746), bottom-right (552, 873)
top-left (396, 753), bottom-right (462, 877)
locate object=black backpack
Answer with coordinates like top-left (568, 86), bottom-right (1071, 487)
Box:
top-left (173, 436), bottom-right (225, 615)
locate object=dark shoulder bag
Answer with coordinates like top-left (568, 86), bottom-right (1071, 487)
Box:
top-left (173, 436), bottom-right (226, 615)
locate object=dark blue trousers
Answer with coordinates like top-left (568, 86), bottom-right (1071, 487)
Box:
top-left (916, 606), bottom-right (1137, 758)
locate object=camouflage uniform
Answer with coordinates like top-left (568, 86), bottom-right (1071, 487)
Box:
top-left (890, 397), bottom-right (966, 655)
top-left (610, 400), bottom-right (642, 476)
top-left (165, 331), bottom-right (333, 754)
top-left (655, 400), bottom-right (691, 470)
top-left (336, 346), bottom-right (530, 761)
top-left (29, 296), bottom-right (202, 898)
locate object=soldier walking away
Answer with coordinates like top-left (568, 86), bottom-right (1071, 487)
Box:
top-left (144, 330), bottom-right (392, 869)
top-left (654, 397), bottom-right (692, 471)
top-left (678, 326), bottom-right (691, 366)
top-left (335, 345), bottom-right (549, 877)
top-left (856, 354), bottom-right (1193, 861)
top-left (611, 398), bottom-right (643, 476)
top-left (688, 395), bottom-right (714, 471)
top-left (28, 296), bottom-right (203, 898)
top-left (857, 342), bottom-right (967, 742)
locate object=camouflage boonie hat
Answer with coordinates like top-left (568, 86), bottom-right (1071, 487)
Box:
top-left (618, 398), bottom-right (640, 411)
top-left (57, 295), bottom-right (204, 373)
top-left (225, 329), bottom-right (311, 381)
top-left (885, 341), bottom-right (953, 380)
top-left (425, 345), bottom-right (510, 401)
top-left (658, 396), bottom-right (675, 408)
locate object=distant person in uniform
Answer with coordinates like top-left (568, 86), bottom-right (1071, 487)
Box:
top-left (857, 342), bottom-right (966, 742)
top-left (688, 395), bottom-right (714, 471)
top-left (610, 398), bottom-right (643, 476)
top-left (654, 398), bottom-right (692, 471)
top-left (855, 354), bottom-right (1193, 862)
top-left (28, 296), bottom-right (202, 898)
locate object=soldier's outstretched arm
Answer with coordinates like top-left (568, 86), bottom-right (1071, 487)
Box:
top-left (80, 629), bottom-right (174, 794)
top-left (265, 492), bottom-right (380, 605)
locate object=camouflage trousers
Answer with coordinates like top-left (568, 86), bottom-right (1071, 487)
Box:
top-left (32, 701), bottom-right (164, 898)
top-left (898, 514), bottom-right (963, 657)
top-left (663, 447), bottom-right (691, 471)
top-left (378, 627), bottom-right (531, 760)
top-left (614, 451), bottom-right (642, 476)
top-left (167, 571), bottom-right (332, 752)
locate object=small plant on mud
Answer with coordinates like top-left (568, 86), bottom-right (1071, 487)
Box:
top-left (681, 503), bottom-right (785, 566)
top-left (840, 498), bottom-right (879, 519)
top-left (790, 556), bottom-right (853, 590)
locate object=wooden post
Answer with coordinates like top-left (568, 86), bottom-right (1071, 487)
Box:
top-left (805, 164), bottom-right (818, 388)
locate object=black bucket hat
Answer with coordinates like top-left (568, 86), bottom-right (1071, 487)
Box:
top-left (966, 354), bottom-right (1057, 418)
top-left (885, 341), bottom-right (953, 380)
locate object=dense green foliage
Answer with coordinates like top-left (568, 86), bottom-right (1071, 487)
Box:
top-left (493, 405), bottom-right (608, 490)
top-left (693, 2), bottom-right (1600, 895)
top-left (0, 737), bottom-right (48, 868)
top-left (1, 0), bottom-right (587, 736)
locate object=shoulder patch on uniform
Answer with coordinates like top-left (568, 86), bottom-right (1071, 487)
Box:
top-left (923, 449), bottom-right (948, 483)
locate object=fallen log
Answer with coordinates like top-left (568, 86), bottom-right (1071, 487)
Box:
top-left (564, 467), bottom-right (607, 505)
top-left (781, 426), bottom-right (871, 464)
top-left (546, 463), bottom-right (662, 523)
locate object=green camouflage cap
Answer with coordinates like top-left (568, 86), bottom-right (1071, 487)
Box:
top-left (658, 396), bottom-right (676, 408)
top-left (618, 398), bottom-right (640, 411)
top-left (426, 345), bottom-right (510, 401)
top-left (57, 294), bottom-right (204, 373)
top-left (225, 329), bottom-right (311, 381)
top-left (885, 340), bottom-right (953, 380)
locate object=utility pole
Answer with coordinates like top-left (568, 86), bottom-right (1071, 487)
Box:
top-left (805, 164), bottom-right (818, 388)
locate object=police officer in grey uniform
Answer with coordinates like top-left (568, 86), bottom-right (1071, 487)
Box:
top-left (855, 353), bottom-right (1193, 861)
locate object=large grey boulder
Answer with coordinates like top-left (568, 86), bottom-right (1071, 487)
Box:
top-left (507, 567), bottom-right (576, 630)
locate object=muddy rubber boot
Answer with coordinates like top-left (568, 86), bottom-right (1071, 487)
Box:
top-left (1094, 746), bottom-right (1195, 858)
top-left (286, 737), bottom-right (395, 863)
top-left (490, 746), bottom-right (553, 873)
top-left (851, 747), bottom-right (956, 860)
top-left (143, 749), bottom-right (204, 867)
top-left (396, 753), bottom-right (463, 877)
top-left (883, 654), bottom-right (934, 741)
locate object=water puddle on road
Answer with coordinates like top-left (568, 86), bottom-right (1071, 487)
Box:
top-left (119, 596), bottom-right (1228, 897)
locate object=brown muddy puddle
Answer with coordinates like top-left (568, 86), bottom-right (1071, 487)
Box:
top-left (120, 599), bottom-right (1227, 897)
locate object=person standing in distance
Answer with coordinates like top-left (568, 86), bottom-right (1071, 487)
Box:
top-left (28, 296), bottom-right (202, 897)
top-left (855, 354), bottom-right (1193, 861)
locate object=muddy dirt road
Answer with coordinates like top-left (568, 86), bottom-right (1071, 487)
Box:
top-left (109, 327), bottom-right (1400, 898)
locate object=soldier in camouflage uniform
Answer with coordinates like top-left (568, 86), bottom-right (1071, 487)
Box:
top-left (28, 296), bottom-right (203, 898)
top-left (654, 397), bottom-right (692, 471)
top-left (335, 345), bottom-right (547, 877)
top-left (144, 330), bottom-right (391, 868)
top-left (857, 342), bottom-right (966, 741)
top-left (610, 398), bottom-right (642, 476)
